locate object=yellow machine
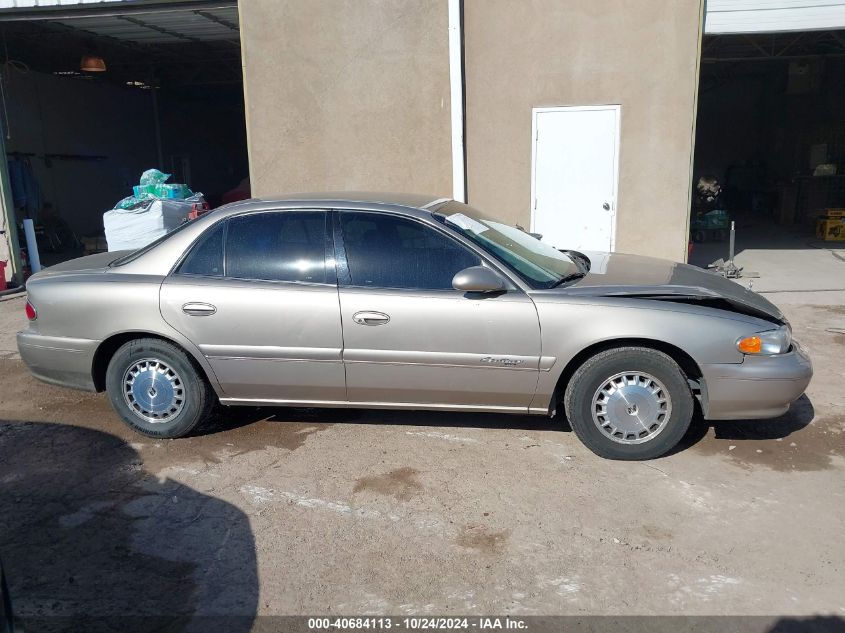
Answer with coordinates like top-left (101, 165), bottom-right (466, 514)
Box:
top-left (816, 210), bottom-right (845, 241)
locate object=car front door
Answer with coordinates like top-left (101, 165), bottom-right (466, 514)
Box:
top-left (160, 209), bottom-right (346, 404)
top-left (335, 210), bottom-right (543, 412)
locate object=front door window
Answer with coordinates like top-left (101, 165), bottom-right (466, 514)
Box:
top-left (339, 212), bottom-right (480, 290)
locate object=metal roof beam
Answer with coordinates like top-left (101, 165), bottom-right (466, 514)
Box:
top-left (117, 14), bottom-right (199, 43)
top-left (194, 9), bottom-right (238, 32)
top-left (0, 1), bottom-right (237, 23)
top-left (4, 20), bottom-right (176, 63)
top-left (702, 52), bottom-right (845, 63)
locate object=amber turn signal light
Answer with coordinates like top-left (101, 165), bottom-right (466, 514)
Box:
top-left (737, 336), bottom-right (761, 354)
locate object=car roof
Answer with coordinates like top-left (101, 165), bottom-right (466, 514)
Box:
top-left (113, 192), bottom-right (452, 276)
top-left (228, 192), bottom-right (449, 212)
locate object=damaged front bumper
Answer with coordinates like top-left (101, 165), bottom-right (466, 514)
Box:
top-left (700, 340), bottom-right (813, 420)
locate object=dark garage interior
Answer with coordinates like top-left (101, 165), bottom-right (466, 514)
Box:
top-left (0, 1), bottom-right (248, 267)
top-left (691, 30), bottom-right (845, 265)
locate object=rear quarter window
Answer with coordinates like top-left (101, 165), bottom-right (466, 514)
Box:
top-left (176, 222), bottom-right (225, 277)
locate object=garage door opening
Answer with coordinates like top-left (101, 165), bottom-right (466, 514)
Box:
top-left (690, 30), bottom-right (845, 282)
top-left (0, 0), bottom-right (247, 271)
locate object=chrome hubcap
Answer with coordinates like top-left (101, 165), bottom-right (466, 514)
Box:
top-left (122, 358), bottom-right (185, 424)
top-left (591, 371), bottom-right (672, 444)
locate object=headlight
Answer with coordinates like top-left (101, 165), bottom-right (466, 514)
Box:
top-left (736, 324), bottom-right (791, 355)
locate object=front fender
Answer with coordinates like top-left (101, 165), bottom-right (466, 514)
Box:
top-left (528, 295), bottom-right (773, 413)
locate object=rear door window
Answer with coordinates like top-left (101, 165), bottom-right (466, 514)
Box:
top-left (225, 211), bottom-right (328, 283)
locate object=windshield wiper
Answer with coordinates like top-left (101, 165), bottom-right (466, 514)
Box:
top-left (560, 249), bottom-right (590, 274)
top-left (549, 271), bottom-right (586, 289)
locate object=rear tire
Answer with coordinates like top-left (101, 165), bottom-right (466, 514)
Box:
top-left (563, 346), bottom-right (693, 460)
top-left (105, 338), bottom-right (215, 438)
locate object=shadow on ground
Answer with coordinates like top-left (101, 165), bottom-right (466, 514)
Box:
top-left (0, 421), bottom-right (258, 633)
top-left (205, 404), bottom-right (564, 437)
top-left (677, 394), bottom-right (815, 448)
top-left (674, 395), bottom-right (840, 471)
top-left (204, 394), bottom-right (829, 469)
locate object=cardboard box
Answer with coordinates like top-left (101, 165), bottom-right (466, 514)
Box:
top-left (816, 217), bottom-right (845, 241)
top-left (824, 208), bottom-right (845, 218)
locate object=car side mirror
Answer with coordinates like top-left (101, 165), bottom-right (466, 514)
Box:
top-left (452, 266), bottom-right (507, 293)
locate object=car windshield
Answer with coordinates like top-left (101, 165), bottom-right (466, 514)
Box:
top-left (432, 200), bottom-right (583, 288)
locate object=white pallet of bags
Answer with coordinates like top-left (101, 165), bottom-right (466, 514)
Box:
top-left (104, 199), bottom-right (192, 252)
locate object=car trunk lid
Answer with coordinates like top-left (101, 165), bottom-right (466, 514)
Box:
top-left (27, 251), bottom-right (132, 281)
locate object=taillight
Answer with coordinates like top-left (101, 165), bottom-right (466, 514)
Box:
top-left (25, 301), bottom-right (37, 321)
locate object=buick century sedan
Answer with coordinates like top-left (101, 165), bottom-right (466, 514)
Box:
top-left (18, 193), bottom-right (812, 460)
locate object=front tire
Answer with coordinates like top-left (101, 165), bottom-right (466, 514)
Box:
top-left (563, 346), bottom-right (693, 460)
top-left (105, 338), bottom-right (215, 438)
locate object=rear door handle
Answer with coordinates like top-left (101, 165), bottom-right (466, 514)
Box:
top-left (352, 311), bottom-right (390, 326)
top-left (182, 302), bottom-right (217, 316)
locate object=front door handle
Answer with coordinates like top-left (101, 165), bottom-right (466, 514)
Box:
top-left (182, 302), bottom-right (217, 316)
top-left (352, 311), bottom-right (390, 326)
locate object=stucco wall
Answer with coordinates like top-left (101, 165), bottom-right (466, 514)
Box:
top-left (239, 0), bottom-right (453, 198)
top-left (463, 0), bottom-right (703, 262)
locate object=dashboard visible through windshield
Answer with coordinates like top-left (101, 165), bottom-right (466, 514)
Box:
top-left (432, 200), bottom-right (584, 289)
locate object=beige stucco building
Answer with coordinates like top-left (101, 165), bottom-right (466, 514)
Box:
top-left (2, 0), bottom-right (844, 285)
top-left (239, 0), bottom-right (704, 263)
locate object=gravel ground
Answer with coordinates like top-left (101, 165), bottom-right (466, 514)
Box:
top-left (0, 289), bottom-right (843, 627)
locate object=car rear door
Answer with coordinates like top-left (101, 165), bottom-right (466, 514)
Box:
top-left (160, 209), bottom-right (346, 404)
top-left (335, 210), bottom-right (543, 411)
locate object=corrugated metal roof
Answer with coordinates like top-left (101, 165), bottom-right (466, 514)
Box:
top-left (0, 0), bottom-right (124, 7)
top-left (0, 0), bottom-right (239, 43)
top-left (705, 0), bottom-right (845, 34)
top-left (0, 0), bottom-right (240, 44)
top-left (0, 0), bottom-right (242, 89)
top-left (53, 6), bottom-right (239, 43)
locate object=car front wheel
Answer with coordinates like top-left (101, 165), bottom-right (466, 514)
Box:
top-left (105, 338), bottom-right (215, 438)
top-left (563, 346), bottom-right (694, 460)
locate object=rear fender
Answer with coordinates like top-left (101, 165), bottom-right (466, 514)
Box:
top-left (26, 274), bottom-right (224, 396)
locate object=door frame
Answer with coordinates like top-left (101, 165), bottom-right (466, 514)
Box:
top-left (529, 104), bottom-right (622, 252)
top-left (330, 207), bottom-right (544, 412)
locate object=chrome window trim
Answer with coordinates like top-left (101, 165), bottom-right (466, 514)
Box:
top-left (332, 208), bottom-right (525, 294)
top-left (169, 209), bottom-right (335, 286)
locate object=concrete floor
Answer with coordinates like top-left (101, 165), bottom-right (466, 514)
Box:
top-left (688, 222), bottom-right (845, 294)
top-left (0, 240), bottom-right (844, 627)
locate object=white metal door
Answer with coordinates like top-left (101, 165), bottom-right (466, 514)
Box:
top-left (531, 105), bottom-right (620, 252)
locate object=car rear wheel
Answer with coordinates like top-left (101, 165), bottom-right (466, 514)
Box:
top-left (105, 338), bottom-right (215, 438)
top-left (563, 346), bottom-right (693, 460)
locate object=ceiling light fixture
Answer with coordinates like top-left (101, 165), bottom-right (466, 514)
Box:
top-left (80, 54), bottom-right (106, 72)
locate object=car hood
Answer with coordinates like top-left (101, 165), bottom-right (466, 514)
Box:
top-left (558, 252), bottom-right (784, 323)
